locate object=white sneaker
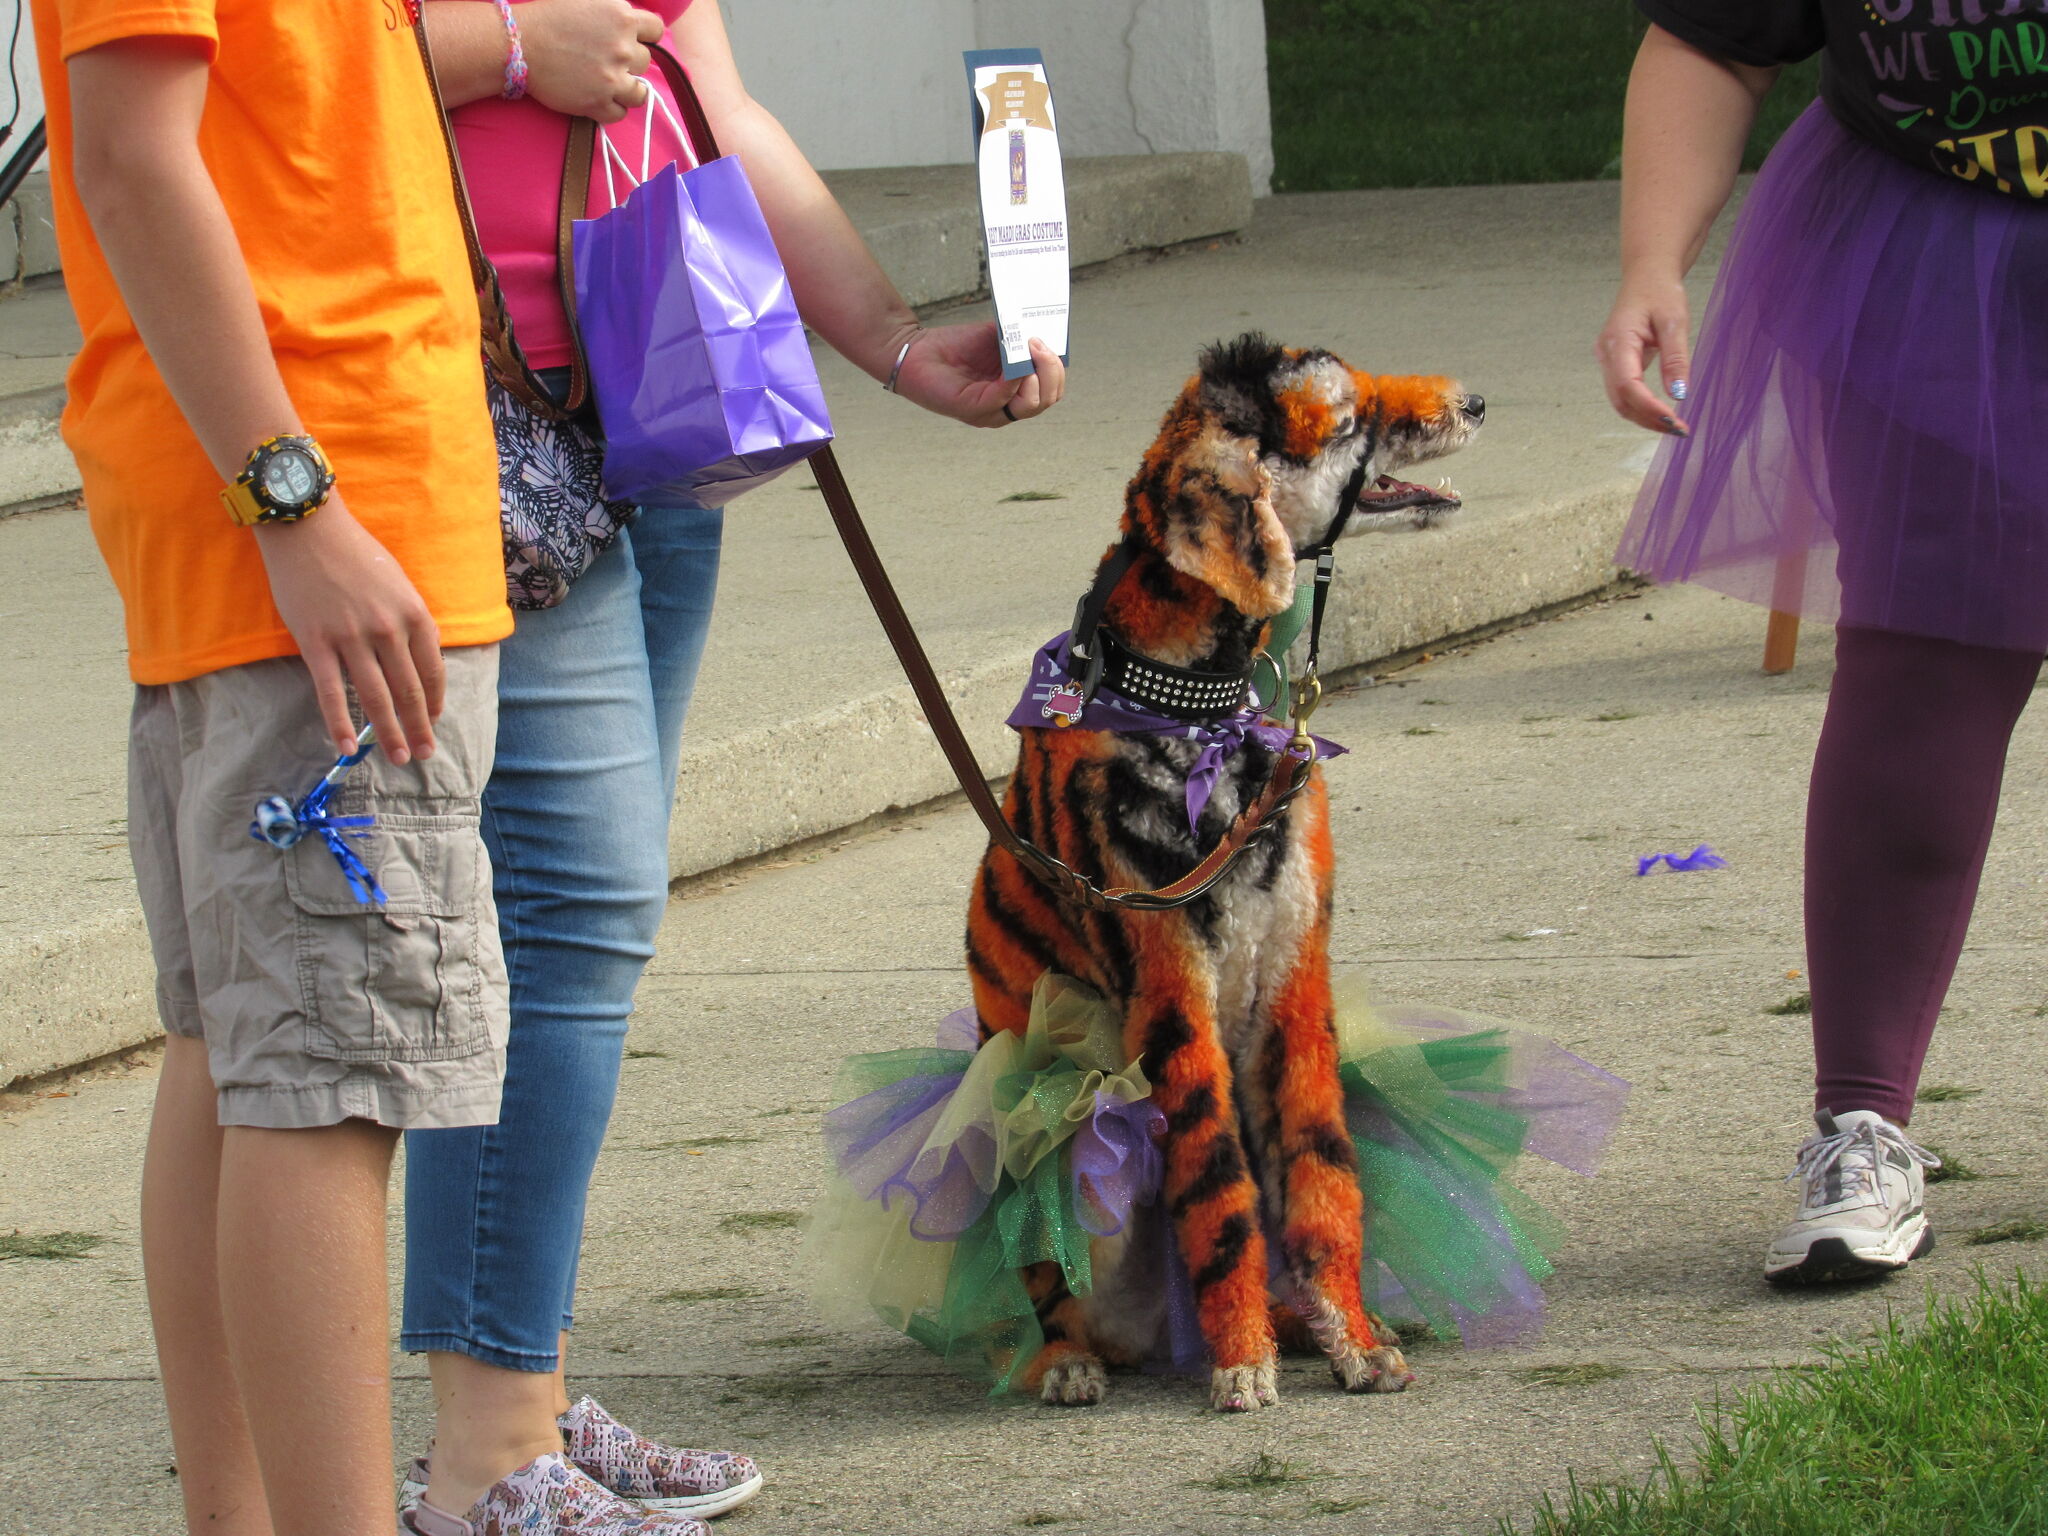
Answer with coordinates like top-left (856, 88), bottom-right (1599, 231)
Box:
top-left (1764, 1109), bottom-right (1940, 1285)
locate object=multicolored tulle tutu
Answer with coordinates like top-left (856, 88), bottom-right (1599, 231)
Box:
top-left (803, 973), bottom-right (1628, 1393)
top-left (1619, 102), bottom-right (2048, 651)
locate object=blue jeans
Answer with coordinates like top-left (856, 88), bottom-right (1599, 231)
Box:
top-left (401, 507), bottom-right (722, 1371)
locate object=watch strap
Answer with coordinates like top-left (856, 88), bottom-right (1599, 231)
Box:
top-left (220, 479), bottom-right (268, 526)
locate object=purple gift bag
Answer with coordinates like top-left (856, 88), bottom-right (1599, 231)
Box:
top-left (571, 54), bottom-right (833, 509)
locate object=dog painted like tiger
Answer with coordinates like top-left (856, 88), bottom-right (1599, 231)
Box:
top-left (965, 333), bottom-right (1483, 1412)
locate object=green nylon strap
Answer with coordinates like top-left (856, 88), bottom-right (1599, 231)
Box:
top-left (1250, 577), bottom-right (1316, 719)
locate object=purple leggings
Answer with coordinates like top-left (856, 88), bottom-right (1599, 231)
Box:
top-left (1808, 626), bottom-right (2042, 1123)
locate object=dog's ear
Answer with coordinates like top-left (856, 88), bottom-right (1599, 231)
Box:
top-left (1157, 429), bottom-right (1295, 620)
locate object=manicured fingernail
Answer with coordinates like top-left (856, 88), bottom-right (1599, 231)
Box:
top-left (1660, 416), bottom-right (1689, 437)
top-left (1668, 379), bottom-right (1688, 401)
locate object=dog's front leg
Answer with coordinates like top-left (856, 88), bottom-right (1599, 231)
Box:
top-left (1127, 934), bottom-right (1278, 1411)
top-left (1262, 923), bottom-right (1413, 1395)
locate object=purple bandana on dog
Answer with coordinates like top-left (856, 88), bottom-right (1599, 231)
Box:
top-left (1005, 633), bottom-right (1345, 833)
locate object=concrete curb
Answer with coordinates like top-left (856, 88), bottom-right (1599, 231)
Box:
top-left (0, 389), bottom-right (72, 513)
top-left (0, 172), bottom-right (59, 285)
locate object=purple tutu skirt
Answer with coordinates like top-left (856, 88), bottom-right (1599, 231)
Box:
top-left (1618, 102), bottom-right (2048, 652)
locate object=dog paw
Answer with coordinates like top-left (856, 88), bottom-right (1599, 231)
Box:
top-left (1039, 1357), bottom-right (1109, 1407)
top-left (1330, 1343), bottom-right (1414, 1394)
top-left (1209, 1360), bottom-right (1280, 1412)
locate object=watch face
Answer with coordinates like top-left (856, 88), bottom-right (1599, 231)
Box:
top-left (261, 448), bottom-right (320, 508)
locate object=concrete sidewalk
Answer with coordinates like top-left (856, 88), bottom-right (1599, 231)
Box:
top-left (7, 582), bottom-right (2048, 1533)
top-left (0, 178), bottom-right (1706, 1086)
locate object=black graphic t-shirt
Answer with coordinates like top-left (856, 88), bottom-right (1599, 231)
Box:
top-left (1638, 0), bottom-right (2048, 201)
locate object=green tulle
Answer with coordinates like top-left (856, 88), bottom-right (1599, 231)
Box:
top-left (1333, 980), bottom-right (1566, 1340)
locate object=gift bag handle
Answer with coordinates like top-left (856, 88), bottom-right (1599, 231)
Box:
top-left (556, 45), bottom-right (717, 398)
top-left (594, 77), bottom-right (697, 210)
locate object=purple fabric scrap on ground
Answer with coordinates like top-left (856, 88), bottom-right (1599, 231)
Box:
top-left (1635, 844), bottom-right (1728, 877)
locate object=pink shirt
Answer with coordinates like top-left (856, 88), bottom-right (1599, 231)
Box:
top-left (452, 0), bottom-right (695, 371)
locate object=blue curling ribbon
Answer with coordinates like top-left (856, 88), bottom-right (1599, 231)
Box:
top-left (1635, 844), bottom-right (1728, 877)
top-left (248, 729), bottom-right (388, 907)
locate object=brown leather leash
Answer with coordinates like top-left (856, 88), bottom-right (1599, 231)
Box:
top-left (808, 447), bottom-right (1321, 914)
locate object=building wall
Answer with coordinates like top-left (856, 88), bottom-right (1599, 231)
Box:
top-left (6, 0), bottom-right (1272, 196)
top-left (720, 0), bottom-right (1273, 190)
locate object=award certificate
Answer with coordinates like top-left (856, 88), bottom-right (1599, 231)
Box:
top-left (964, 48), bottom-right (1070, 380)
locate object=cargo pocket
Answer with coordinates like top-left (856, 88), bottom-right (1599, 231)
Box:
top-left (285, 811), bottom-right (495, 1064)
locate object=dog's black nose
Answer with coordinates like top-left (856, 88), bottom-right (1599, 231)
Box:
top-left (1462, 394), bottom-right (1486, 422)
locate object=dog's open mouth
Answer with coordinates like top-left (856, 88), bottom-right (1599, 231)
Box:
top-left (1357, 474), bottom-right (1461, 518)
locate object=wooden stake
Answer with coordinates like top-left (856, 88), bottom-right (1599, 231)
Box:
top-left (1762, 610), bottom-right (1801, 674)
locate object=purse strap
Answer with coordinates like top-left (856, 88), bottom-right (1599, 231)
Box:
top-left (412, 13), bottom-right (590, 420)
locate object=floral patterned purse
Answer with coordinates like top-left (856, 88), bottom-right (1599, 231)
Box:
top-left (489, 376), bottom-right (635, 611)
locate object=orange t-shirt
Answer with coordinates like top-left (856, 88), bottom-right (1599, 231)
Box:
top-left (32, 0), bottom-right (510, 685)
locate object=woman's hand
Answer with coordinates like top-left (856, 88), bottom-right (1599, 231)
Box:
top-left (1596, 275), bottom-right (1692, 436)
top-left (890, 324), bottom-right (1066, 429)
top-left (520, 0), bottom-right (664, 123)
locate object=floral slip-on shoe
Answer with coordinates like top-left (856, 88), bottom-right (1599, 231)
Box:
top-left (557, 1397), bottom-right (763, 1518)
top-left (400, 1401), bottom-right (762, 1522)
top-left (397, 1451), bottom-right (709, 1535)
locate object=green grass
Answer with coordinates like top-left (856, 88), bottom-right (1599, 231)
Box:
top-left (1510, 1273), bottom-right (2048, 1535)
top-left (1916, 1083), bottom-right (1982, 1104)
top-left (0, 1231), bottom-right (103, 1261)
top-left (1764, 992), bottom-right (1812, 1017)
top-left (1923, 1146), bottom-right (1979, 1184)
top-left (717, 1210), bottom-right (804, 1235)
top-left (656, 1285), bottom-right (761, 1304)
top-left (1198, 1451), bottom-right (1316, 1493)
top-left (1523, 1362), bottom-right (1631, 1389)
top-left (1266, 0), bottom-right (1821, 192)
top-left (1308, 1496), bottom-right (1376, 1515)
top-left (1966, 1218), bottom-right (2047, 1247)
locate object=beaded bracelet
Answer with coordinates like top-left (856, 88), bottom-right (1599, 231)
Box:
top-left (493, 0), bottom-right (529, 101)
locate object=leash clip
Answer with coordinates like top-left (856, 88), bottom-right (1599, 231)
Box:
top-left (1288, 665), bottom-right (1323, 757)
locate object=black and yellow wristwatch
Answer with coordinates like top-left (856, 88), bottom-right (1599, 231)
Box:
top-left (221, 434), bottom-right (336, 526)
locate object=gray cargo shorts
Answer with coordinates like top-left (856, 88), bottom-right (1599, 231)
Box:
top-left (127, 647), bottom-right (509, 1130)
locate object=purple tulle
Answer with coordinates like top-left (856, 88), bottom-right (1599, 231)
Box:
top-left (1071, 1095), bottom-right (1166, 1237)
top-left (821, 1046), bottom-right (1166, 1248)
top-left (1618, 103), bottom-right (2048, 651)
top-left (934, 1007), bottom-right (981, 1053)
top-left (822, 1072), bottom-right (995, 1241)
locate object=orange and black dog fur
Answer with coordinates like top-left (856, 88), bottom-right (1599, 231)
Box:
top-left (966, 334), bottom-right (1482, 1412)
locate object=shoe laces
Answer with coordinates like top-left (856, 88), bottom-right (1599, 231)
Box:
top-left (1791, 1115), bottom-right (1939, 1208)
